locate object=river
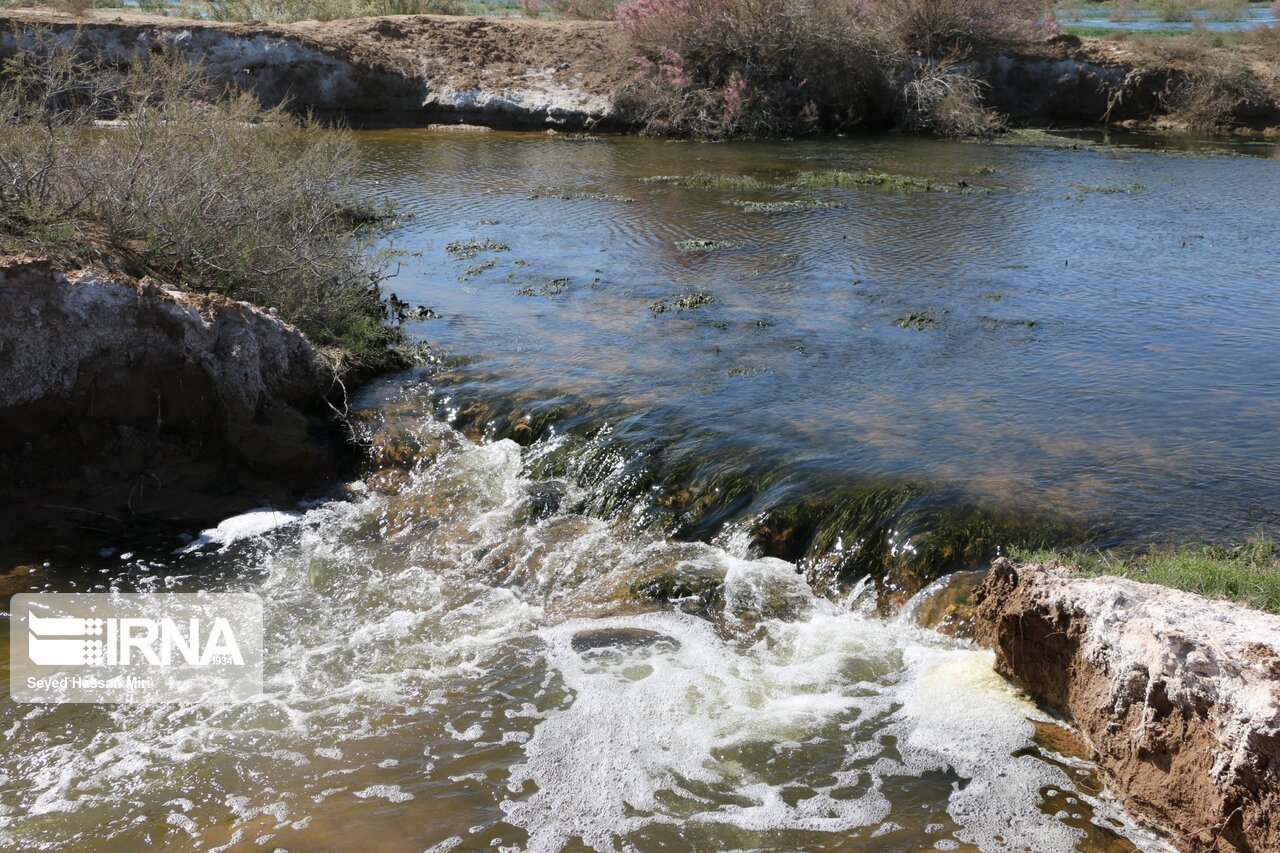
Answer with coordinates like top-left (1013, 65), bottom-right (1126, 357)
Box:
top-left (1, 128), bottom-right (1277, 851)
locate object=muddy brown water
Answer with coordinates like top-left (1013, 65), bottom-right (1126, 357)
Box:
top-left (1, 129), bottom-right (1276, 851)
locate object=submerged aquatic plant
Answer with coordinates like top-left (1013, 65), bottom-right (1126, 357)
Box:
top-left (433, 384), bottom-right (1081, 603)
top-left (790, 169), bottom-right (991, 194)
top-left (650, 291), bottom-right (714, 312)
top-left (726, 198), bottom-right (842, 212)
top-left (528, 187), bottom-right (636, 202)
top-left (1070, 183), bottom-right (1147, 194)
top-left (462, 260), bottom-right (498, 278)
top-left (445, 238), bottom-right (510, 260)
top-left (891, 312), bottom-right (941, 330)
top-left (643, 173), bottom-right (769, 190)
top-left (674, 238), bottom-right (740, 253)
top-left (752, 483), bottom-right (1076, 598)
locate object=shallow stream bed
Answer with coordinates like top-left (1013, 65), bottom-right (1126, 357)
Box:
top-left (1, 129), bottom-right (1277, 851)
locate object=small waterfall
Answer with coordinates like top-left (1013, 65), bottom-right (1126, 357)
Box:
top-left (0, 405), bottom-right (1167, 852)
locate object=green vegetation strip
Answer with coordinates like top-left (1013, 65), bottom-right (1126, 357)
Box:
top-left (649, 170), bottom-right (994, 196)
top-left (1012, 537), bottom-right (1280, 613)
top-left (644, 173), bottom-right (770, 190)
top-left (1060, 25), bottom-right (1189, 38)
top-left (790, 170), bottom-right (992, 195)
top-left (675, 239), bottom-right (739, 253)
top-left (726, 199), bottom-right (842, 213)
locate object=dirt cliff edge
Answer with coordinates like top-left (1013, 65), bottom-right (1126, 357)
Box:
top-left (975, 559), bottom-right (1280, 852)
top-left (0, 255), bottom-right (354, 550)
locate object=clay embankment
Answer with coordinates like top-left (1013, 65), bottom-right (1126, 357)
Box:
top-left (974, 559), bottom-right (1280, 852)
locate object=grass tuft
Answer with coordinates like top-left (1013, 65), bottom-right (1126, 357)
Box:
top-left (1011, 536), bottom-right (1280, 613)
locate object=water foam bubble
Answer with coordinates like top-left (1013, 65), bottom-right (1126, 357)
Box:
top-left (174, 508), bottom-right (303, 554)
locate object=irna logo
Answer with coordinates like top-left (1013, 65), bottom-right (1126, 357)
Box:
top-left (11, 593), bottom-right (263, 704)
top-left (27, 612), bottom-right (245, 667)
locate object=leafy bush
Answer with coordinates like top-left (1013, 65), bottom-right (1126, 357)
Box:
top-left (617, 0), bottom-right (892, 137)
top-left (0, 32), bottom-right (397, 364)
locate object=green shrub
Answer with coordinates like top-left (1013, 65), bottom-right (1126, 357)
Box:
top-left (0, 31), bottom-right (398, 365)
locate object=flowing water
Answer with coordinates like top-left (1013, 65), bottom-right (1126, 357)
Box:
top-left (2, 129), bottom-right (1279, 851)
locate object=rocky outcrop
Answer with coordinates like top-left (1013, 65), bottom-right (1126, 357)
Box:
top-left (974, 559), bottom-right (1280, 852)
top-left (0, 256), bottom-right (351, 548)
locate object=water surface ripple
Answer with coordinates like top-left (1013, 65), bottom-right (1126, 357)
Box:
top-left (362, 129), bottom-right (1280, 548)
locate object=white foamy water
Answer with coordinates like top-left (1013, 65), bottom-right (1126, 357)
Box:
top-left (0, 409), bottom-right (1168, 852)
top-left (174, 507), bottom-right (303, 554)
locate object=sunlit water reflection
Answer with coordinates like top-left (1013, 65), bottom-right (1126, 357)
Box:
top-left (2, 129), bottom-right (1275, 851)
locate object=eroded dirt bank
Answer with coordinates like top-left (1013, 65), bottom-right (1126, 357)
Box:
top-left (1, 9), bottom-right (1274, 132)
top-left (974, 559), bottom-right (1280, 852)
top-left (0, 8), bottom-right (627, 128)
top-left (0, 256), bottom-right (353, 551)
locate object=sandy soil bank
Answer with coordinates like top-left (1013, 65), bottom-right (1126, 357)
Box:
top-left (975, 559), bottom-right (1280, 852)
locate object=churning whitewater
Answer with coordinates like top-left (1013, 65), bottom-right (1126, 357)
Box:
top-left (0, 399), bottom-right (1166, 851)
